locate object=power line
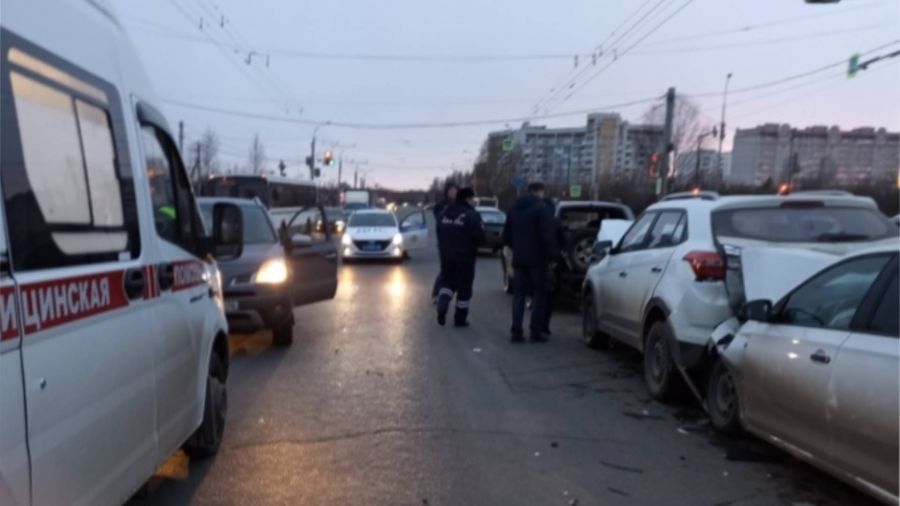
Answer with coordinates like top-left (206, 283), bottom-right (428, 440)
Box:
top-left (161, 95), bottom-right (662, 130)
top-left (630, 24), bottom-right (891, 56)
top-left (531, 0), bottom-right (668, 115)
top-left (641, 0), bottom-right (888, 47)
top-left (125, 18), bottom-right (597, 62)
top-left (686, 38), bottom-right (900, 98)
top-left (559, 0), bottom-right (697, 108)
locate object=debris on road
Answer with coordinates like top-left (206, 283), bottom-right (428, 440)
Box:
top-left (550, 441), bottom-right (559, 448)
top-left (472, 347), bottom-right (482, 353)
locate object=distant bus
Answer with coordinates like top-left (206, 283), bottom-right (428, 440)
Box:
top-left (201, 175), bottom-right (317, 209)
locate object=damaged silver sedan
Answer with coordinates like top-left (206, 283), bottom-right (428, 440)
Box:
top-left (711, 245), bottom-right (899, 505)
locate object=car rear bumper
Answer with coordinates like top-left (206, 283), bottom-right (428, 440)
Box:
top-left (223, 287), bottom-right (293, 332)
top-left (667, 282), bottom-right (732, 369)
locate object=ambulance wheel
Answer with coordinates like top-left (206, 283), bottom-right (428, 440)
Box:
top-left (184, 353), bottom-right (227, 459)
top-left (273, 322), bottom-right (294, 346)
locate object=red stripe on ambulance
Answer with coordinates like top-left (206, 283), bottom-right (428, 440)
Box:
top-left (0, 270), bottom-right (128, 339)
top-left (171, 260), bottom-right (206, 292)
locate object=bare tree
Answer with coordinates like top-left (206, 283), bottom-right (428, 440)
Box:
top-left (642, 96), bottom-right (710, 156)
top-left (198, 128), bottom-right (219, 176)
top-left (248, 134), bottom-right (266, 174)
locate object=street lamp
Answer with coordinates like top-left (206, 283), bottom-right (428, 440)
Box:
top-left (716, 72), bottom-right (733, 188)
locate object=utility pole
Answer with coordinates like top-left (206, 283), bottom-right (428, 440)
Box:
top-left (659, 87), bottom-right (676, 196)
top-left (178, 121), bottom-right (184, 154)
top-left (716, 73), bottom-right (732, 189)
top-left (337, 156), bottom-right (343, 189)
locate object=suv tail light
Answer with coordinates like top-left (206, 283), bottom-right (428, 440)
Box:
top-left (683, 251), bottom-right (725, 281)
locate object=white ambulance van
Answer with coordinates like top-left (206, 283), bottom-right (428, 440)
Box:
top-left (0, 1), bottom-right (245, 504)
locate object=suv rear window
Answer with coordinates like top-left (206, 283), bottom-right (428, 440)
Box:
top-left (713, 206), bottom-right (897, 243)
top-left (559, 206), bottom-right (630, 230)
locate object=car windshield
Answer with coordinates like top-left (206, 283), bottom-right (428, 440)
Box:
top-left (200, 203), bottom-right (277, 245)
top-left (348, 213), bottom-right (397, 228)
top-left (713, 206), bottom-right (897, 243)
top-left (479, 210), bottom-right (505, 224)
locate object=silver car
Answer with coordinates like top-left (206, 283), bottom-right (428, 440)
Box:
top-left (717, 245), bottom-right (898, 504)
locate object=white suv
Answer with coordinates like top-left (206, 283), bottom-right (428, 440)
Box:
top-left (582, 191), bottom-right (898, 404)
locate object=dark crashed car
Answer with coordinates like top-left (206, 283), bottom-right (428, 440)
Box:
top-left (501, 200), bottom-right (634, 303)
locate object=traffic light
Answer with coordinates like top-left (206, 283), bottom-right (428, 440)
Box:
top-left (847, 53), bottom-right (861, 78)
top-left (648, 152), bottom-right (660, 176)
top-left (323, 150), bottom-right (335, 166)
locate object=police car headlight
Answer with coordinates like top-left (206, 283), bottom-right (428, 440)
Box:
top-left (392, 233), bottom-right (403, 245)
top-left (255, 258), bottom-right (288, 284)
top-left (341, 233), bottom-right (353, 246)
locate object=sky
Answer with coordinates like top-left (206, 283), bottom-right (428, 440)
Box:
top-left (113, 0), bottom-right (900, 190)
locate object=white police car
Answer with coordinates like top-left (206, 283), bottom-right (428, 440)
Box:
top-left (341, 209), bottom-right (428, 261)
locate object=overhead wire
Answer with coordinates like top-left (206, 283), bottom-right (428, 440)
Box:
top-left (531, 0), bottom-right (668, 115)
top-left (161, 94), bottom-right (663, 130)
top-left (558, 0), bottom-right (697, 110)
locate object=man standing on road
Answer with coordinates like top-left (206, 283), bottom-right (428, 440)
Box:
top-left (436, 187), bottom-right (485, 327)
top-left (542, 197), bottom-right (566, 335)
top-left (502, 182), bottom-right (556, 343)
top-left (431, 182), bottom-right (459, 303)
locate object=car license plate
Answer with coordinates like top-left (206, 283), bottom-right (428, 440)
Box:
top-left (225, 300), bottom-right (239, 312)
top-left (362, 242), bottom-right (381, 251)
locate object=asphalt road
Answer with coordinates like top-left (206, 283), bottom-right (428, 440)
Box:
top-left (133, 244), bottom-right (878, 506)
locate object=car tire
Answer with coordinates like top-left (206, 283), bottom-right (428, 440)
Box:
top-left (581, 292), bottom-right (609, 349)
top-left (183, 353), bottom-right (227, 460)
top-left (566, 229), bottom-right (596, 274)
top-left (707, 358), bottom-right (742, 434)
top-left (272, 322), bottom-right (294, 346)
top-left (643, 321), bottom-right (682, 403)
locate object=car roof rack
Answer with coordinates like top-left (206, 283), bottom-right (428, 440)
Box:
top-left (786, 190), bottom-right (854, 197)
top-left (660, 191), bottom-right (720, 202)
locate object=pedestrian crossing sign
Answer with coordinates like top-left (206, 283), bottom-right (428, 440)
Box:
top-left (569, 185), bottom-right (581, 198)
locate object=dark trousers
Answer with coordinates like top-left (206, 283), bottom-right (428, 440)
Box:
top-left (431, 272), bottom-right (443, 299)
top-left (438, 260), bottom-right (476, 324)
top-left (512, 265), bottom-right (547, 336)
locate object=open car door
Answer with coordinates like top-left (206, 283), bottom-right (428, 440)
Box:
top-left (283, 206), bottom-right (339, 306)
top-left (398, 210), bottom-right (428, 252)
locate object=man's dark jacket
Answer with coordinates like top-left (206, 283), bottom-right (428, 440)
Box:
top-left (503, 193), bottom-right (556, 268)
top-left (437, 201), bottom-right (485, 264)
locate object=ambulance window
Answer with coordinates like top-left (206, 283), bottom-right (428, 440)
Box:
top-left (3, 64), bottom-right (138, 271)
top-left (141, 126), bottom-right (197, 253)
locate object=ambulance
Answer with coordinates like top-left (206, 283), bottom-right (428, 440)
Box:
top-left (0, 1), bottom-right (244, 504)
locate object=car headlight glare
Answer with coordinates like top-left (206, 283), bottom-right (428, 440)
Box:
top-left (255, 258), bottom-right (288, 284)
top-left (342, 233), bottom-right (353, 246)
top-left (392, 233), bottom-right (403, 245)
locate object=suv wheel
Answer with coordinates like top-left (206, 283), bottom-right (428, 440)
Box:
top-left (183, 353), bottom-right (227, 459)
top-left (581, 293), bottom-right (609, 348)
top-left (566, 229), bottom-right (596, 273)
top-left (273, 322), bottom-right (294, 346)
top-left (643, 321), bottom-right (681, 402)
top-left (707, 358), bottom-right (742, 434)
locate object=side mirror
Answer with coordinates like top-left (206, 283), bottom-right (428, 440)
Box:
top-left (291, 234), bottom-right (313, 249)
top-left (591, 240), bottom-right (613, 264)
top-left (742, 299), bottom-right (772, 322)
top-left (211, 203), bottom-right (243, 260)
